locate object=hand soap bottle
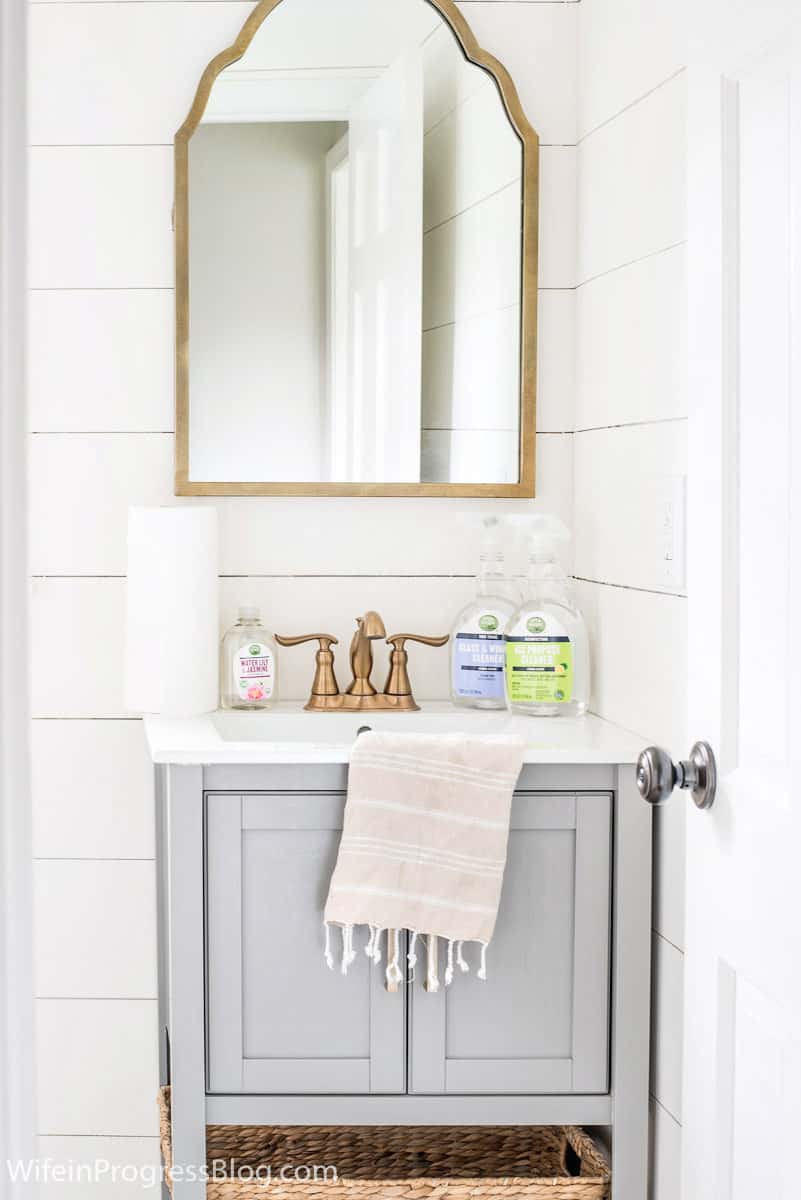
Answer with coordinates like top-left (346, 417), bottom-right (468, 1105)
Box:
top-left (221, 606), bottom-right (278, 710)
top-left (505, 517), bottom-right (589, 717)
top-left (450, 519), bottom-right (518, 709)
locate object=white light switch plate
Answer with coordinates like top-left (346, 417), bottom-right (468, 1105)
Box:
top-left (655, 475), bottom-right (686, 592)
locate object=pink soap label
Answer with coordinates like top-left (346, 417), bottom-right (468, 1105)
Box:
top-left (234, 643), bottom-right (274, 702)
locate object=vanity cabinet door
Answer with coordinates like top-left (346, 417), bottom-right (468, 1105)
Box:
top-left (409, 792), bottom-right (612, 1095)
top-left (205, 792), bottom-right (405, 1095)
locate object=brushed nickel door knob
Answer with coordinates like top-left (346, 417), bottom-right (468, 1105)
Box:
top-left (636, 742), bottom-right (717, 810)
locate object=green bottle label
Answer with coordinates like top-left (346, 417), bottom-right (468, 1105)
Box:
top-left (506, 620), bottom-right (573, 704)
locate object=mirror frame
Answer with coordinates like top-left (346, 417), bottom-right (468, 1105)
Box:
top-left (174, 0), bottom-right (539, 497)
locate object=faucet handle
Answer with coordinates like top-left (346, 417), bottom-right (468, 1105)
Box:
top-left (275, 633), bottom-right (340, 698)
top-left (384, 633), bottom-right (449, 700)
top-left (276, 632), bottom-right (337, 650)
top-left (387, 634), bottom-right (450, 650)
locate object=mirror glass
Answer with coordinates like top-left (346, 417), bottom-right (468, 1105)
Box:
top-left (184, 0), bottom-right (529, 490)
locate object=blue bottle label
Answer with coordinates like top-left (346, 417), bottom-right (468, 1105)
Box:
top-left (452, 631), bottom-right (506, 699)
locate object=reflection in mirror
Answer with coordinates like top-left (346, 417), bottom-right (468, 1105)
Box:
top-left (184, 0), bottom-right (530, 490)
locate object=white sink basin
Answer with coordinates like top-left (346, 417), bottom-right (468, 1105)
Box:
top-left (144, 702), bottom-right (643, 765)
top-left (210, 706), bottom-right (519, 743)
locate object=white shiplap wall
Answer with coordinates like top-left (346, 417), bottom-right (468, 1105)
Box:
top-left (27, 0), bottom-right (578, 1189)
top-left (577, 2), bottom-right (687, 1198)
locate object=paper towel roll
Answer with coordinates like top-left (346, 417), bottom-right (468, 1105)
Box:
top-left (125, 507), bottom-right (219, 716)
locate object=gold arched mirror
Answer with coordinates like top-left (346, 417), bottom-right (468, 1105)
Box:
top-left (175, 0), bottom-right (538, 497)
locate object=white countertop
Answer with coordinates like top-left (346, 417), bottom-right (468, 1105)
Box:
top-left (144, 702), bottom-right (644, 766)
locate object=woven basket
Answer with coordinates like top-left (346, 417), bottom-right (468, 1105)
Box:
top-left (158, 1088), bottom-right (610, 1199)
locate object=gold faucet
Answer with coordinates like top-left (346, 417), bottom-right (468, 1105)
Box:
top-left (276, 612), bottom-right (448, 712)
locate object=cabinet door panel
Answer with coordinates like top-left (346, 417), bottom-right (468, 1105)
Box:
top-left (206, 792), bottom-right (405, 1095)
top-left (409, 792), bottom-right (612, 1095)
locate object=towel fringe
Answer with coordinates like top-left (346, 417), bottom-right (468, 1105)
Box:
top-left (407, 930), bottom-right (418, 981)
top-left (326, 925), bottom-right (488, 985)
top-left (341, 924), bottom-right (357, 975)
top-left (444, 938), bottom-right (455, 987)
top-left (386, 934), bottom-right (403, 988)
top-left (478, 941), bottom-right (488, 981)
top-left (427, 937), bottom-right (440, 993)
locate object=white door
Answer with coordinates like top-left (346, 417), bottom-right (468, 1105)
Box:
top-left (684, 3), bottom-right (801, 1197)
top-left (345, 52), bottom-right (423, 483)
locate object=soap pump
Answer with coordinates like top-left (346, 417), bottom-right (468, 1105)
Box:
top-left (504, 516), bottom-right (590, 717)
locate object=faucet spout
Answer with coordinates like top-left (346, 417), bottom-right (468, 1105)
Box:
top-left (360, 610), bottom-right (386, 640)
top-left (346, 611), bottom-right (387, 697)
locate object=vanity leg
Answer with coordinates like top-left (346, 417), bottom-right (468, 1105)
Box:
top-left (610, 766), bottom-right (653, 1199)
top-left (165, 766), bottom-right (207, 1198)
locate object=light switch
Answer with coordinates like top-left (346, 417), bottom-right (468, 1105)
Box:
top-left (655, 475), bottom-right (686, 592)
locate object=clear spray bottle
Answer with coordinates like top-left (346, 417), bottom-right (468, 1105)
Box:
top-left (505, 516), bottom-right (590, 717)
top-left (450, 518), bottom-right (518, 709)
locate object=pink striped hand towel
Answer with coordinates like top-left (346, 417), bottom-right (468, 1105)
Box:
top-left (323, 731), bottom-right (524, 988)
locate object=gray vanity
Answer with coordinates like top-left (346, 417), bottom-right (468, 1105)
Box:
top-left (146, 706), bottom-right (652, 1199)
